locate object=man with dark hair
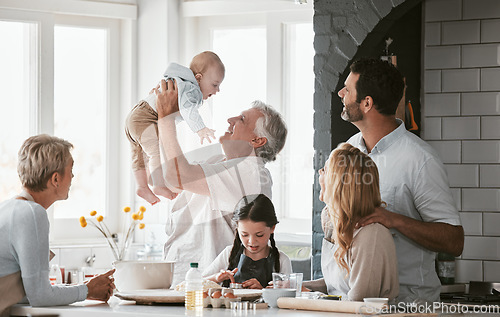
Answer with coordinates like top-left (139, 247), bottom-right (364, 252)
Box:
top-left (340, 58), bottom-right (464, 303)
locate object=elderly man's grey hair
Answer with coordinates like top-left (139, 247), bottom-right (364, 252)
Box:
top-left (251, 100), bottom-right (287, 163)
top-left (18, 134), bottom-right (73, 192)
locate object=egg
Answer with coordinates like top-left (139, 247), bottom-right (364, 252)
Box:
top-left (211, 291), bottom-right (222, 299)
top-left (224, 292), bottom-right (236, 298)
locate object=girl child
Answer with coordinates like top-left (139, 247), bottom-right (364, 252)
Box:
top-left (303, 143), bottom-right (399, 301)
top-left (202, 194), bottom-right (292, 289)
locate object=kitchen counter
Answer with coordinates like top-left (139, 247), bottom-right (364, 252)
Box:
top-left (10, 297), bottom-right (356, 317)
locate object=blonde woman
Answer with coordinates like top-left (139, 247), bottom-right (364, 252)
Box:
top-left (303, 143), bottom-right (398, 301)
top-left (0, 135), bottom-right (115, 316)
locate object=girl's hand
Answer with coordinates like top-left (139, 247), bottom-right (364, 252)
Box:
top-left (215, 268), bottom-right (238, 283)
top-left (242, 278), bottom-right (263, 289)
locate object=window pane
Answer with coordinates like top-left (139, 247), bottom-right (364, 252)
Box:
top-left (285, 23), bottom-right (314, 219)
top-left (212, 28), bottom-right (266, 133)
top-left (0, 21), bottom-right (33, 198)
top-left (53, 26), bottom-right (107, 218)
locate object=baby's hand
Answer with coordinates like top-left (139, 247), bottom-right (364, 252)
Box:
top-left (197, 127), bottom-right (216, 144)
top-left (215, 268), bottom-right (238, 283)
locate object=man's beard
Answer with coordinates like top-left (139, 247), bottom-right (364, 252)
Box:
top-left (341, 100), bottom-right (363, 122)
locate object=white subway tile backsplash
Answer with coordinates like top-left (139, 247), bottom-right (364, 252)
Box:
top-left (425, 46), bottom-right (461, 69)
top-left (442, 117), bottom-right (480, 139)
top-left (423, 0), bottom-right (500, 286)
top-left (480, 165), bottom-right (500, 187)
top-left (450, 188), bottom-right (461, 210)
top-left (91, 246), bottom-right (116, 269)
top-left (462, 236), bottom-right (500, 260)
top-left (463, 141), bottom-right (500, 163)
top-left (462, 44), bottom-right (500, 68)
top-left (481, 19), bottom-right (500, 43)
top-left (59, 247), bottom-right (93, 270)
top-left (481, 117), bottom-right (500, 139)
top-left (442, 69), bottom-right (480, 92)
top-left (483, 213), bottom-right (500, 236)
top-left (425, 0), bottom-right (462, 22)
top-left (423, 117), bottom-right (441, 140)
top-left (459, 212), bottom-right (482, 235)
top-left (481, 68), bottom-right (500, 91)
top-left (428, 141), bottom-right (461, 163)
top-left (484, 261), bottom-right (500, 281)
top-left (424, 93), bottom-right (461, 116)
top-left (462, 188), bottom-right (500, 211)
top-left (425, 23), bottom-right (441, 46)
top-left (456, 259), bottom-right (483, 283)
top-left (442, 20), bottom-right (480, 45)
top-left (464, 0), bottom-right (500, 19)
top-left (461, 92), bottom-right (500, 115)
top-left (424, 70), bottom-right (441, 93)
top-left (445, 164), bottom-right (479, 187)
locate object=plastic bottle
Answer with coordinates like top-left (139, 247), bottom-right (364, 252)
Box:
top-left (49, 264), bottom-right (62, 285)
top-left (436, 252), bottom-right (455, 285)
top-left (185, 262), bottom-right (203, 310)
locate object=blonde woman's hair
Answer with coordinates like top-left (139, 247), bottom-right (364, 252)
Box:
top-left (17, 134), bottom-right (73, 192)
top-left (322, 143), bottom-right (382, 274)
top-left (189, 51), bottom-right (225, 75)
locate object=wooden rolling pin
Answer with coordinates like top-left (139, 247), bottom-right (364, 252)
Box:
top-left (277, 297), bottom-right (384, 313)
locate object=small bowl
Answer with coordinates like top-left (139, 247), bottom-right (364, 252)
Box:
top-left (113, 261), bottom-right (174, 292)
top-left (262, 288), bottom-right (296, 308)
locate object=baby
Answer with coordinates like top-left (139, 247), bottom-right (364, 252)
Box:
top-left (125, 51), bottom-right (225, 204)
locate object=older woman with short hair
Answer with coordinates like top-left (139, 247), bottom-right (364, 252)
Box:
top-left (0, 134), bottom-right (114, 316)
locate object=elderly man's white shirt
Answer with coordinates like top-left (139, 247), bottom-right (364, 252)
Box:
top-left (163, 153), bottom-right (272, 286)
top-left (347, 120), bottom-right (461, 303)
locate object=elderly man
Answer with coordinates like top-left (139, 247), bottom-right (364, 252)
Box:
top-left (155, 79), bottom-right (287, 285)
top-left (339, 58), bottom-right (464, 303)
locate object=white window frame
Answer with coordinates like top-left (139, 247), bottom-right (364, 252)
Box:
top-left (180, 1), bottom-right (314, 239)
top-left (0, 1), bottom-right (136, 244)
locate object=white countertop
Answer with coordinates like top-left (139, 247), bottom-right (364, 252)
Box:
top-left (10, 297), bottom-right (356, 317)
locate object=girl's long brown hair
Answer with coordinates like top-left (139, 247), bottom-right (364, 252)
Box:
top-left (322, 143), bottom-right (382, 274)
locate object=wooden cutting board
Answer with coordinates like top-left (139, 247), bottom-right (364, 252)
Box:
top-left (116, 289), bottom-right (262, 305)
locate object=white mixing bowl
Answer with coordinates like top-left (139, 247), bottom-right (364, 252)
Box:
top-left (113, 261), bottom-right (174, 292)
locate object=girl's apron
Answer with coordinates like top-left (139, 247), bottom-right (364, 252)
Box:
top-left (224, 249), bottom-right (276, 288)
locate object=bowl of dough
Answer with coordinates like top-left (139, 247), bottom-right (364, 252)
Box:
top-left (113, 261), bottom-right (175, 292)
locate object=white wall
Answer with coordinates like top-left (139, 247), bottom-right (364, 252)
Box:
top-left (423, 0), bottom-right (500, 283)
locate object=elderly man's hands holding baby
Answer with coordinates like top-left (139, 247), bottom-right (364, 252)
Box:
top-left (155, 79), bottom-right (179, 119)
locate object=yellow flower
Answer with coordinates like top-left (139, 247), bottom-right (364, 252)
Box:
top-left (97, 215), bottom-right (104, 222)
top-left (79, 216), bottom-right (86, 224)
top-left (123, 206), bottom-right (131, 213)
top-left (139, 206), bottom-right (146, 212)
top-left (90, 210), bottom-right (97, 216)
top-left (80, 221), bottom-right (87, 228)
top-left (132, 213), bottom-right (139, 220)
top-left (139, 223), bottom-right (145, 229)
top-left (139, 213), bottom-right (144, 220)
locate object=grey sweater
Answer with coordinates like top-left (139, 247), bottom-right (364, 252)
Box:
top-left (0, 198), bottom-right (87, 306)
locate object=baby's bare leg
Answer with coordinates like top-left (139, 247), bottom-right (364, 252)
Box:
top-left (134, 169), bottom-right (160, 205)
